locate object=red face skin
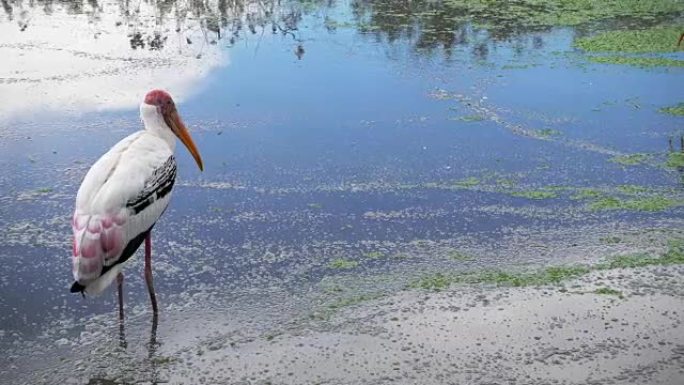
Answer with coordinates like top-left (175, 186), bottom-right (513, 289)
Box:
top-left (144, 89), bottom-right (176, 116)
top-left (142, 89), bottom-right (204, 171)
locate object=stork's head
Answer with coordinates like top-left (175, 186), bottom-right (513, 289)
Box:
top-left (143, 89), bottom-right (204, 171)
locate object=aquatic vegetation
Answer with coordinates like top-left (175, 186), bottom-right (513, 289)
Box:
top-left (326, 293), bottom-right (380, 310)
top-left (593, 287), bottom-right (623, 298)
top-left (589, 195), bottom-right (680, 212)
top-left (328, 259), bottom-right (359, 269)
top-left (660, 103), bottom-right (684, 116)
top-left (501, 63), bottom-right (538, 70)
top-left (616, 185), bottom-right (650, 195)
top-left (587, 56), bottom-right (684, 68)
top-left (451, 177), bottom-right (480, 188)
top-left (535, 128), bottom-right (561, 139)
top-left (575, 27), bottom-right (682, 53)
top-left (609, 153), bottom-right (648, 166)
top-left (496, 178), bottom-right (516, 188)
top-left (571, 188), bottom-right (603, 200)
top-left (363, 251), bottom-right (384, 259)
top-left (413, 239), bottom-right (684, 291)
top-left (307, 202), bottom-right (323, 209)
top-left (441, 0), bottom-right (684, 29)
top-left (510, 190), bottom-right (558, 200)
top-left (665, 152), bottom-right (684, 168)
top-left (413, 265), bottom-right (590, 291)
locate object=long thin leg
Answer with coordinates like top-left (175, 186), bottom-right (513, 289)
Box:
top-left (144, 232), bottom-right (159, 315)
top-left (117, 272), bottom-right (125, 322)
top-left (117, 272), bottom-right (127, 348)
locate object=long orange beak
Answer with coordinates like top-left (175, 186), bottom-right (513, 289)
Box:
top-left (165, 109), bottom-right (204, 171)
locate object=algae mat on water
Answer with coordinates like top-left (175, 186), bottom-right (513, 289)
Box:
top-left (574, 26), bottom-right (684, 67)
top-left (575, 27), bottom-right (683, 53)
top-left (413, 239), bottom-right (684, 291)
top-left (440, 0), bottom-right (684, 28)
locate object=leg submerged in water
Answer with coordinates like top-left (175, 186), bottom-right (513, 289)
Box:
top-left (144, 232), bottom-right (159, 315)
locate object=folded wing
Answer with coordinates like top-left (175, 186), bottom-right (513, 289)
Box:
top-left (71, 132), bottom-right (176, 295)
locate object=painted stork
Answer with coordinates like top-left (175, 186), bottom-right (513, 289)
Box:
top-left (70, 89), bottom-right (203, 320)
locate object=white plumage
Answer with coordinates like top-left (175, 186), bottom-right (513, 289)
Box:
top-left (70, 90), bottom-right (203, 318)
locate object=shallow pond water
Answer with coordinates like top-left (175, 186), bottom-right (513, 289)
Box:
top-left (1, 0), bottom-right (684, 383)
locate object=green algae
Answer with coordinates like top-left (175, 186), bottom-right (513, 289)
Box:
top-left (616, 185), bottom-right (650, 195)
top-left (451, 177), bottom-right (480, 188)
top-left (413, 239), bottom-right (684, 291)
top-left (609, 153), bottom-right (648, 166)
top-left (535, 128), bottom-right (561, 139)
top-left (593, 287), bottom-right (623, 298)
top-left (501, 63), bottom-right (538, 70)
top-left (440, 0), bottom-right (684, 29)
top-left (510, 190), bottom-right (558, 200)
top-left (660, 103), bottom-right (684, 116)
top-left (571, 188), bottom-right (603, 200)
top-left (587, 56), bottom-right (684, 68)
top-left (589, 195), bottom-right (680, 212)
top-left (326, 293), bottom-right (380, 310)
top-left (575, 27), bottom-right (682, 53)
top-left (412, 265), bottom-right (590, 291)
top-left (363, 251), bottom-right (385, 259)
top-left (665, 152), bottom-right (684, 168)
top-left (328, 259), bottom-right (359, 269)
top-left (307, 203), bottom-right (323, 209)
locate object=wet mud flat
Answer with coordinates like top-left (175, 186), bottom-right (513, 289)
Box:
top-left (11, 261), bottom-right (684, 385)
top-left (187, 265), bottom-right (684, 385)
top-left (5, 232), bottom-right (684, 385)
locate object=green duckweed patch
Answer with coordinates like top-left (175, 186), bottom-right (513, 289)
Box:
top-left (609, 153), bottom-right (649, 166)
top-left (501, 63), bottom-right (538, 70)
top-left (660, 103), bottom-right (684, 116)
top-left (307, 202), bottom-right (323, 209)
top-left (412, 239), bottom-right (684, 291)
top-left (510, 190), bottom-right (558, 200)
top-left (589, 195), bottom-right (680, 212)
top-left (593, 287), bottom-right (623, 298)
top-left (326, 293), bottom-right (380, 310)
top-left (587, 56), bottom-right (684, 68)
top-left (616, 185), bottom-right (650, 195)
top-left (571, 188), bottom-right (603, 200)
top-left (412, 265), bottom-right (590, 291)
top-left (363, 251), bottom-right (385, 259)
top-left (440, 0), bottom-right (684, 29)
top-left (328, 259), bottom-right (359, 269)
top-left (451, 177), bottom-right (481, 188)
top-left (535, 128), bottom-right (561, 139)
top-left (665, 152), bottom-right (684, 168)
top-left (575, 27), bottom-right (682, 53)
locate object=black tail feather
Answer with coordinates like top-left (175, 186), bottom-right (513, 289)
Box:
top-left (70, 281), bottom-right (86, 297)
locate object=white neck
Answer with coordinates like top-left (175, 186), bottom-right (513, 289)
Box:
top-left (139, 103), bottom-right (177, 151)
